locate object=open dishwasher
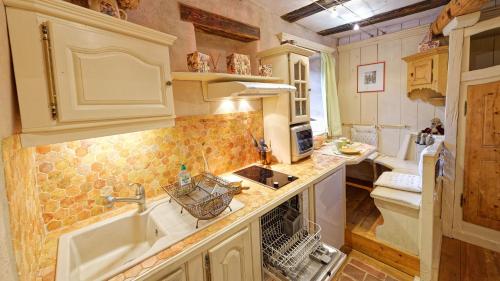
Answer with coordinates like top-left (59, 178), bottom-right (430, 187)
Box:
top-left (260, 195), bottom-right (346, 281)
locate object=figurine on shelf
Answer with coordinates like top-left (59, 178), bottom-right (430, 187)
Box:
top-left (187, 51), bottom-right (210, 73)
top-left (421, 117), bottom-right (444, 135)
top-left (227, 53), bottom-right (251, 75)
top-left (258, 64), bottom-right (272, 77)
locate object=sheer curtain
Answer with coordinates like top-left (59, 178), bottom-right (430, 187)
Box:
top-left (320, 52), bottom-right (342, 137)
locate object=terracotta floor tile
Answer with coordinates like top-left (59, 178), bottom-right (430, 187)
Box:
top-left (339, 274), bottom-right (356, 281)
top-left (364, 274), bottom-right (383, 281)
top-left (351, 258), bottom-right (387, 279)
top-left (343, 264), bottom-right (367, 281)
top-left (385, 276), bottom-right (401, 281)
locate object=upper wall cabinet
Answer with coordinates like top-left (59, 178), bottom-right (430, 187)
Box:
top-left (402, 46), bottom-right (448, 105)
top-left (4, 0), bottom-right (177, 146)
top-left (257, 44), bottom-right (315, 125)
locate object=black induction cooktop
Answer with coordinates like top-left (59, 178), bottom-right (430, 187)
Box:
top-left (233, 165), bottom-right (298, 190)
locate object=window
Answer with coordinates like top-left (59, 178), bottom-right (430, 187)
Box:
top-left (309, 53), bottom-right (328, 135)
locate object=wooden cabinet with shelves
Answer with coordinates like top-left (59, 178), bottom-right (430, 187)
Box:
top-left (402, 46), bottom-right (448, 106)
top-left (5, 0), bottom-right (177, 146)
top-left (257, 44), bottom-right (315, 164)
top-left (257, 44), bottom-right (315, 125)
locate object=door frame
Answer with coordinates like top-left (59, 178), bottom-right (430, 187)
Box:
top-left (442, 14), bottom-right (500, 252)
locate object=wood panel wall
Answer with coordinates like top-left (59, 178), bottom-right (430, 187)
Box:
top-left (338, 26), bottom-right (445, 157)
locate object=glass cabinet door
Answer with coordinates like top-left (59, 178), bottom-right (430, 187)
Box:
top-left (289, 54), bottom-right (310, 124)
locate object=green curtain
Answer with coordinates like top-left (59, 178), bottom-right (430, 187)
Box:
top-left (321, 52), bottom-right (342, 137)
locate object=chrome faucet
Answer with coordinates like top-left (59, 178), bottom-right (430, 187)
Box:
top-left (104, 183), bottom-right (146, 212)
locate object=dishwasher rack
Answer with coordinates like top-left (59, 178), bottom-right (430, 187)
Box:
top-left (261, 205), bottom-right (322, 278)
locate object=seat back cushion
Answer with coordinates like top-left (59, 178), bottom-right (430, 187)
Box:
top-left (374, 172), bottom-right (422, 193)
top-left (351, 125), bottom-right (378, 147)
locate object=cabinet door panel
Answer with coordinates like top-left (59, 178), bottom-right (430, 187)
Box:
top-left (48, 20), bottom-right (173, 122)
top-left (289, 54), bottom-right (310, 124)
top-left (209, 227), bottom-right (253, 281)
top-left (160, 267), bottom-right (186, 281)
top-left (463, 81), bottom-right (500, 231)
top-left (314, 169), bottom-right (345, 248)
top-left (409, 58), bottom-right (433, 86)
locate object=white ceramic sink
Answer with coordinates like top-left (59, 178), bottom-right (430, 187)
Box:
top-left (56, 198), bottom-right (244, 281)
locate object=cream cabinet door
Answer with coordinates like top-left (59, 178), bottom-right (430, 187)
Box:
top-left (46, 20), bottom-right (173, 123)
top-left (289, 53), bottom-right (310, 124)
top-left (314, 168), bottom-right (346, 248)
top-left (159, 267), bottom-right (186, 281)
top-left (208, 227), bottom-right (254, 281)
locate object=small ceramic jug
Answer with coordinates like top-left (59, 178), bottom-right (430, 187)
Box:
top-left (88, 0), bottom-right (127, 20)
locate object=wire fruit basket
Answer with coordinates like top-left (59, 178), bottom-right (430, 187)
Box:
top-left (162, 172), bottom-right (234, 228)
top-left (261, 205), bottom-right (322, 279)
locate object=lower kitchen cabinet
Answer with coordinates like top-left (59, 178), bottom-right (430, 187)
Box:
top-left (159, 267), bottom-right (186, 281)
top-left (313, 167), bottom-right (346, 249)
top-left (208, 226), bottom-right (254, 281)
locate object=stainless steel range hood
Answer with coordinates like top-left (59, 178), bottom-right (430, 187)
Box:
top-left (206, 81), bottom-right (296, 100)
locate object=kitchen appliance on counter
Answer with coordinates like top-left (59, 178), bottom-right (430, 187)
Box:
top-left (233, 165), bottom-right (297, 190)
top-left (260, 194), bottom-right (345, 280)
top-left (291, 123), bottom-right (313, 162)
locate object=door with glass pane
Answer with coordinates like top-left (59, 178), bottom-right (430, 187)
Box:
top-left (290, 54), bottom-right (310, 124)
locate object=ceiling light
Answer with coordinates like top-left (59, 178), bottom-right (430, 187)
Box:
top-left (353, 23), bottom-right (360, 31)
top-left (330, 7), bottom-right (338, 18)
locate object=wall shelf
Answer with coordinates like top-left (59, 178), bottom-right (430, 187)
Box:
top-left (171, 72), bottom-right (284, 102)
top-left (172, 72), bottom-right (282, 83)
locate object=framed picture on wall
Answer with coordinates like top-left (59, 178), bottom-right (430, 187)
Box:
top-left (357, 62), bottom-right (385, 93)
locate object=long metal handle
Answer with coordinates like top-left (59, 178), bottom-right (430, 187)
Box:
top-left (41, 22), bottom-right (58, 120)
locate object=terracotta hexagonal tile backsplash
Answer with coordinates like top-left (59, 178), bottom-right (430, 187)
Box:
top-left (34, 111), bottom-right (262, 232)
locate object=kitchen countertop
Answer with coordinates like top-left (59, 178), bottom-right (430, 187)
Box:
top-left (36, 144), bottom-right (375, 281)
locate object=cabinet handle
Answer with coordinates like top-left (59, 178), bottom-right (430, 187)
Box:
top-left (166, 81), bottom-right (172, 86)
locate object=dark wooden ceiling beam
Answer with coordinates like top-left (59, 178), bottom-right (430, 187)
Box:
top-left (317, 0), bottom-right (450, 36)
top-left (281, 0), bottom-right (350, 23)
top-left (179, 3), bottom-right (260, 42)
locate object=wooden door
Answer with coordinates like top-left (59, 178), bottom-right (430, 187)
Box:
top-left (289, 53), bottom-right (310, 124)
top-left (160, 267), bottom-right (187, 281)
top-left (208, 227), bottom-right (254, 281)
top-left (463, 81), bottom-right (500, 231)
top-left (46, 19), bottom-right (174, 123)
top-left (409, 57), bottom-right (433, 86)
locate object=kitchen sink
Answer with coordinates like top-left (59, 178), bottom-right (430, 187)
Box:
top-left (56, 197), bottom-right (244, 281)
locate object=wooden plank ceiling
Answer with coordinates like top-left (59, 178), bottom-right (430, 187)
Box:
top-left (253, 0), bottom-right (450, 37)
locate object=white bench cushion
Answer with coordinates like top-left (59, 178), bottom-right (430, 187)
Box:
top-left (375, 155), bottom-right (419, 175)
top-left (371, 186), bottom-right (421, 210)
top-left (374, 172), bottom-right (422, 193)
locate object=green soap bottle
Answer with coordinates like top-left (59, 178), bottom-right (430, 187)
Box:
top-left (178, 164), bottom-right (192, 187)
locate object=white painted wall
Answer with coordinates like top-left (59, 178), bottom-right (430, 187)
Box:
top-left (337, 25), bottom-right (445, 157)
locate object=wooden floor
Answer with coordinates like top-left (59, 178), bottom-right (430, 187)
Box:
top-left (345, 185), bottom-right (420, 277)
top-left (332, 250), bottom-right (413, 281)
top-left (439, 236), bottom-right (500, 281)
